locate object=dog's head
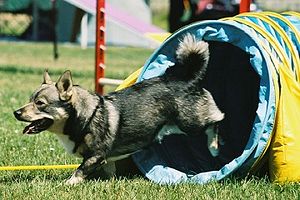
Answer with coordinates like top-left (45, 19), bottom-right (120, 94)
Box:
top-left (14, 70), bottom-right (74, 134)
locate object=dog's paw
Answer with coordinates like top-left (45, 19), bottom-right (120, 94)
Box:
top-left (208, 140), bottom-right (219, 157)
top-left (205, 124), bottom-right (221, 157)
top-left (208, 135), bottom-right (225, 157)
top-left (65, 176), bottom-right (84, 185)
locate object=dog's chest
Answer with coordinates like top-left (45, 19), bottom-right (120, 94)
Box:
top-left (55, 133), bottom-right (76, 155)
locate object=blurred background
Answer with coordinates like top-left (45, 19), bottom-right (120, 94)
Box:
top-left (1, 0), bottom-right (300, 91)
top-left (1, 0), bottom-right (300, 48)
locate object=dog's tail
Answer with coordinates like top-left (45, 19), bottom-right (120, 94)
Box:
top-left (175, 33), bottom-right (209, 81)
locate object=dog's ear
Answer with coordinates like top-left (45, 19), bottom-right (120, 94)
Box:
top-left (43, 69), bottom-right (52, 84)
top-left (56, 70), bottom-right (73, 101)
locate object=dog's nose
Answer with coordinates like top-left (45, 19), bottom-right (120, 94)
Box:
top-left (13, 110), bottom-right (22, 118)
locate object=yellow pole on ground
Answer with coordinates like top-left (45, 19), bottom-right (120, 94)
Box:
top-left (0, 164), bottom-right (79, 171)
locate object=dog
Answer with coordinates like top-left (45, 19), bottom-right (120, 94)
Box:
top-left (13, 34), bottom-right (224, 185)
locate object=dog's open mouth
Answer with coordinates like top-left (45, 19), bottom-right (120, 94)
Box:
top-left (23, 118), bottom-right (54, 134)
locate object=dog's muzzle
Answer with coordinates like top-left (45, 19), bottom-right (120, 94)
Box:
top-left (13, 109), bottom-right (54, 134)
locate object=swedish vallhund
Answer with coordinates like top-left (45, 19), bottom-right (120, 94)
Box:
top-left (14, 34), bottom-right (224, 185)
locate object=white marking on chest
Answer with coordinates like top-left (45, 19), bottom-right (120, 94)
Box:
top-left (55, 133), bottom-right (76, 154)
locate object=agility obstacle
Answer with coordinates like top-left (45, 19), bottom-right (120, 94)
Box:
top-left (95, 0), bottom-right (105, 94)
top-left (116, 11), bottom-right (300, 184)
top-left (0, 164), bottom-right (79, 171)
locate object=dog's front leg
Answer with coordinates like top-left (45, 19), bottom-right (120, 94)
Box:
top-left (66, 155), bottom-right (106, 185)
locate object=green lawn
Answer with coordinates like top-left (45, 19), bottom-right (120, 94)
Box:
top-left (0, 41), bottom-right (300, 199)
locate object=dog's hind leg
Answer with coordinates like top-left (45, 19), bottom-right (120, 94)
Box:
top-left (205, 124), bottom-right (224, 157)
top-left (156, 123), bottom-right (186, 143)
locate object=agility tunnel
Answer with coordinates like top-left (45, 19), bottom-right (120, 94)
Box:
top-left (116, 11), bottom-right (300, 184)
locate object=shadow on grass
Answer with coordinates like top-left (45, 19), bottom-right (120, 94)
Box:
top-left (0, 171), bottom-right (145, 184)
top-left (0, 170), bottom-right (70, 183)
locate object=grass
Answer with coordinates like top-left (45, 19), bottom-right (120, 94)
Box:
top-left (0, 41), bottom-right (300, 199)
top-left (1, 177), bottom-right (299, 200)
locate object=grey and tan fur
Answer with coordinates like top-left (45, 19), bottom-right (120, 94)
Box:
top-left (14, 34), bottom-right (224, 185)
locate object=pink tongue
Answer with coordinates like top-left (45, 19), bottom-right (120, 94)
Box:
top-left (23, 124), bottom-right (36, 134)
top-left (22, 119), bottom-right (53, 134)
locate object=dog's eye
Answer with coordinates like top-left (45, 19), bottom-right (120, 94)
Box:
top-left (35, 100), bottom-right (46, 106)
